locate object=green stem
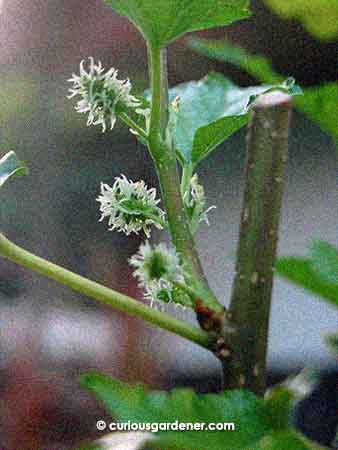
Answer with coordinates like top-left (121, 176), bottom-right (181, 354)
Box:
top-left (180, 163), bottom-right (193, 201)
top-left (0, 233), bottom-right (212, 349)
top-left (147, 43), bottom-right (223, 315)
top-left (119, 112), bottom-right (148, 140)
top-left (148, 44), bottom-right (169, 142)
top-left (173, 280), bottom-right (201, 302)
top-left (226, 92), bottom-right (292, 395)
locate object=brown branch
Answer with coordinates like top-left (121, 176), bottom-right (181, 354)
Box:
top-left (224, 91), bottom-right (293, 395)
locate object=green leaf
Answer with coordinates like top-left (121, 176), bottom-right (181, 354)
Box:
top-left (265, 387), bottom-right (295, 430)
top-left (81, 371), bottom-right (323, 450)
top-left (189, 39), bottom-right (338, 139)
top-left (259, 430), bottom-right (327, 450)
top-left (0, 151), bottom-right (28, 188)
top-left (189, 38), bottom-right (282, 84)
top-left (169, 73), bottom-right (269, 166)
top-left (81, 371), bottom-right (273, 450)
top-left (191, 114), bottom-right (248, 166)
top-left (263, 0), bottom-right (338, 41)
top-left (276, 242), bottom-right (338, 308)
top-left (295, 83), bottom-right (338, 138)
top-left (310, 241), bottom-right (338, 285)
top-left (104, 0), bottom-right (251, 47)
top-left (146, 72), bottom-right (300, 166)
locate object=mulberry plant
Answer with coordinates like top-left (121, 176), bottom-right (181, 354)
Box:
top-left (0, 1), bottom-right (333, 449)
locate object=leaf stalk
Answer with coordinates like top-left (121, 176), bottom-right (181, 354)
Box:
top-left (0, 233), bottom-right (212, 349)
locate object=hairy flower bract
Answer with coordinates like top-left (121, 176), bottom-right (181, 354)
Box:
top-left (129, 242), bottom-right (193, 308)
top-left (129, 241), bottom-right (182, 287)
top-left (97, 175), bottom-right (165, 237)
top-left (68, 57), bottom-right (141, 132)
top-left (184, 173), bottom-right (216, 234)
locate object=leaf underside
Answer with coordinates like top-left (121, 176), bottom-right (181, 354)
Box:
top-left (169, 73), bottom-right (271, 166)
top-left (104, 0), bottom-right (251, 47)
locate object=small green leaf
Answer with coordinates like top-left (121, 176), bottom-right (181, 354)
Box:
top-left (148, 72), bottom-right (299, 166)
top-left (191, 114), bottom-right (248, 166)
top-left (263, 0), bottom-right (338, 41)
top-left (169, 73), bottom-right (269, 166)
top-left (0, 151), bottom-right (28, 188)
top-left (276, 241), bottom-right (338, 308)
top-left (104, 0), bottom-right (251, 47)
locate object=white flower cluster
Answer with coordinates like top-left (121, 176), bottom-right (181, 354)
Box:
top-left (68, 57), bottom-right (141, 132)
top-left (129, 241), bottom-right (193, 308)
top-left (184, 173), bottom-right (216, 233)
top-left (97, 175), bottom-right (165, 238)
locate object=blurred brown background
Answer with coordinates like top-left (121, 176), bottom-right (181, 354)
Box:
top-left (0, 0), bottom-right (337, 448)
